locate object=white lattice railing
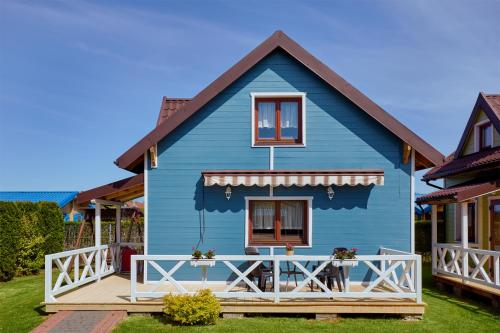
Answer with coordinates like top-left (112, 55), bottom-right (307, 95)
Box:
top-left (130, 248), bottom-right (422, 303)
top-left (433, 243), bottom-right (500, 290)
top-left (44, 244), bottom-right (118, 303)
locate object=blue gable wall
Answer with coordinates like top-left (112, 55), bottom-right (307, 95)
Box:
top-left (147, 50), bottom-right (411, 280)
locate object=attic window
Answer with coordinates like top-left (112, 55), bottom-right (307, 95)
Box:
top-left (251, 93), bottom-right (306, 146)
top-left (479, 122), bottom-right (492, 151)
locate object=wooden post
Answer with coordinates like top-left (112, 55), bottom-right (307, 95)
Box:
top-left (116, 206), bottom-right (121, 273)
top-left (95, 202), bottom-right (101, 281)
top-left (461, 202), bottom-right (469, 279)
top-left (116, 207), bottom-right (121, 244)
top-left (431, 205), bottom-right (438, 274)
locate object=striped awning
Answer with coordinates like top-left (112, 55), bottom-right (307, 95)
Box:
top-left (202, 170), bottom-right (384, 187)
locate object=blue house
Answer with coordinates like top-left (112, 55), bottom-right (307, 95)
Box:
top-left (111, 31), bottom-right (443, 277)
top-left (43, 32), bottom-right (445, 315)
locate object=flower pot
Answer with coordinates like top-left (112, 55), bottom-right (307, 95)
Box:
top-left (332, 259), bottom-right (358, 267)
top-left (190, 259), bottom-right (216, 267)
top-left (286, 250), bottom-right (294, 256)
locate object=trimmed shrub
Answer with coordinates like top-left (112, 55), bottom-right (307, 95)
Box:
top-left (16, 213), bottom-right (45, 275)
top-left (37, 202), bottom-right (64, 254)
top-left (163, 289), bottom-right (221, 325)
top-left (0, 201), bottom-right (64, 280)
top-left (0, 202), bottom-right (19, 281)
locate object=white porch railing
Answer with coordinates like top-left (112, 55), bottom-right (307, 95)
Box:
top-left (44, 244), bottom-right (118, 302)
top-left (130, 248), bottom-right (422, 303)
top-left (433, 243), bottom-right (500, 290)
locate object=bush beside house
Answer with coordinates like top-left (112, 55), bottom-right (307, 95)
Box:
top-left (0, 201), bottom-right (64, 281)
top-left (163, 289), bottom-right (221, 325)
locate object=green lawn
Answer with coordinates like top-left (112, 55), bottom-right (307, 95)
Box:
top-left (0, 266), bottom-right (498, 333)
top-left (0, 274), bottom-right (47, 333)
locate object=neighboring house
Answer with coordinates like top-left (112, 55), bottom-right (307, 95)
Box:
top-left (0, 191), bottom-right (81, 221)
top-left (113, 31), bottom-right (442, 278)
top-left (416, 93), bottom-right (500, 300)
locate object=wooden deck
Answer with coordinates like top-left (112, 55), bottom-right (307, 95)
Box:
top-left (44, 275), bottom-right (425, 316)
top-left (434, 273), bottom-right (500, 303)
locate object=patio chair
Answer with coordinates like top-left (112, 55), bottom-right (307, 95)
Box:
top-left (310, 247), bottom-right (347, 292)
top-left (244, 247), bottom-right (273, 291)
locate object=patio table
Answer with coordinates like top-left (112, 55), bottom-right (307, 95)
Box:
top-left (332, 259), bottom-right (358, 292)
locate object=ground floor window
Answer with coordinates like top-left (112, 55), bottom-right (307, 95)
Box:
top-left (248, 199), bottom-right (309, 246)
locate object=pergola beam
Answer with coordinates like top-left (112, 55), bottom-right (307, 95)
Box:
top-left (92, 199), bottom-right (124, 206)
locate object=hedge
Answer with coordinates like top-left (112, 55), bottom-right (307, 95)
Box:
top-left (415, 221), bottom-right (445, 254)
top-left (0, 201), bottom-right (64, 281)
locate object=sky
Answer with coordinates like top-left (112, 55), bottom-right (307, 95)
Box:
top-left (0, 0), bottom-right (499, 194)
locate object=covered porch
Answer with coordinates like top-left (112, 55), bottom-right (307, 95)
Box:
top-left (417, 180), bottom-right (500, 306)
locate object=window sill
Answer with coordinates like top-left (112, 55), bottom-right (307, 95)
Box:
top-left (252, 143), bottom-right (306, 148)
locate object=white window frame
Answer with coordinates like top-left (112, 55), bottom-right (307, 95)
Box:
top-left (250, 92), bottom-right (307, 147)
top-left (474, 119), bottom-right (493, 152)
top-left (244, 196), bottom-right (313, 248)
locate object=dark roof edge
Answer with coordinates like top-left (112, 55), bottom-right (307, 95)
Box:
top-left (115, 30), bottom-right (444, 171)
top-left (76, 173), bottom-right (144, 205)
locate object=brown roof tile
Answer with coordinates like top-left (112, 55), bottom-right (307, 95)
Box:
top-left (423, 146), bottom-right (500, 181)
top-left (416, 179), bottom-right (500, 204)
top-left (156, 97), bottom-right (191, 126)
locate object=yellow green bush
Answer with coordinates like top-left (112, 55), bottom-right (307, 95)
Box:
top-left (163, 289), bottom-right (221, 325)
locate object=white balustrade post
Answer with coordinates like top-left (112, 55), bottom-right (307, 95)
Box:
top-left (131, 256), bottom-right (137, 302)
top-left (416, 255), bottom-right (422, 303)
top-left (74, 253), bottom-right (79, 283)
top-left (274, 256), bottom-right (280, 303)
top-left (461, 202), bottom-right (469, 279)
top-left (494, 254), bottom-right (500, 287)
top-left (431, 205), bottom-right (438, 273)
top-left (44, 255), bottom-right (55, 303)
top-left (95, 202), bottom-right (102, 281)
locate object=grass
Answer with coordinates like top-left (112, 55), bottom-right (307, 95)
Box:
top-left (0, 265), bottom-right (498, 333)
top-left (0, 274), bottom-right (47, 333)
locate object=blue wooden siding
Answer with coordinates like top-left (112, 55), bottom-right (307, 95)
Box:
top-left (147, 50), bottom-right (411, 281)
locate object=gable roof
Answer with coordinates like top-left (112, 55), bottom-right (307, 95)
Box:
top-left (0, 191), bottom-right (78, 207)
top-left (454, 92), bottom-right (500, 159)
top-left (115, 30), bottom-right (444, 172)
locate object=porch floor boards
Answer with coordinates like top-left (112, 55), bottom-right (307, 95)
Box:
top-left (45, 274), bottom-right (425, 315)
top-left (434, 273), bottom-right (500, 298)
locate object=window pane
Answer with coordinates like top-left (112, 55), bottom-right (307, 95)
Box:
top-left (258, 102), bottom-right (276, 139)
top-left (252, 201), bottom-right (275, 240)
top-left (280, 201), bottom-right (304, 240)
top-left (280, 101), bottom-right (299, 139)
top-left (481, 125), bottom-right (492, 148)
top-left (468, 203), bottom-right (476, 243)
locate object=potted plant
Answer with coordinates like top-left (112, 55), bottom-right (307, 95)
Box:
top-left (285, 243), bottom-right (294, 256)
top-left (190, 247), bottom-right (216, 267)
top-left (332, 248), bottom-right (358, 267)
top-left (204, 249), bottom-right (216, 260)
top-left (191, 247), bottom-right (203, 260)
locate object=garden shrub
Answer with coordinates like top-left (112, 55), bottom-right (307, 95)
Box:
top-left (0, 202), bottom-right (19, 281)
top-left (37, 202), bottom-right (64, 254)
top-left (16, 213), bottom-right (45, 275)
top-left (0, 201), bottom-right (64, 280)
top-left (163, 289), bottom-right (221, 325)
